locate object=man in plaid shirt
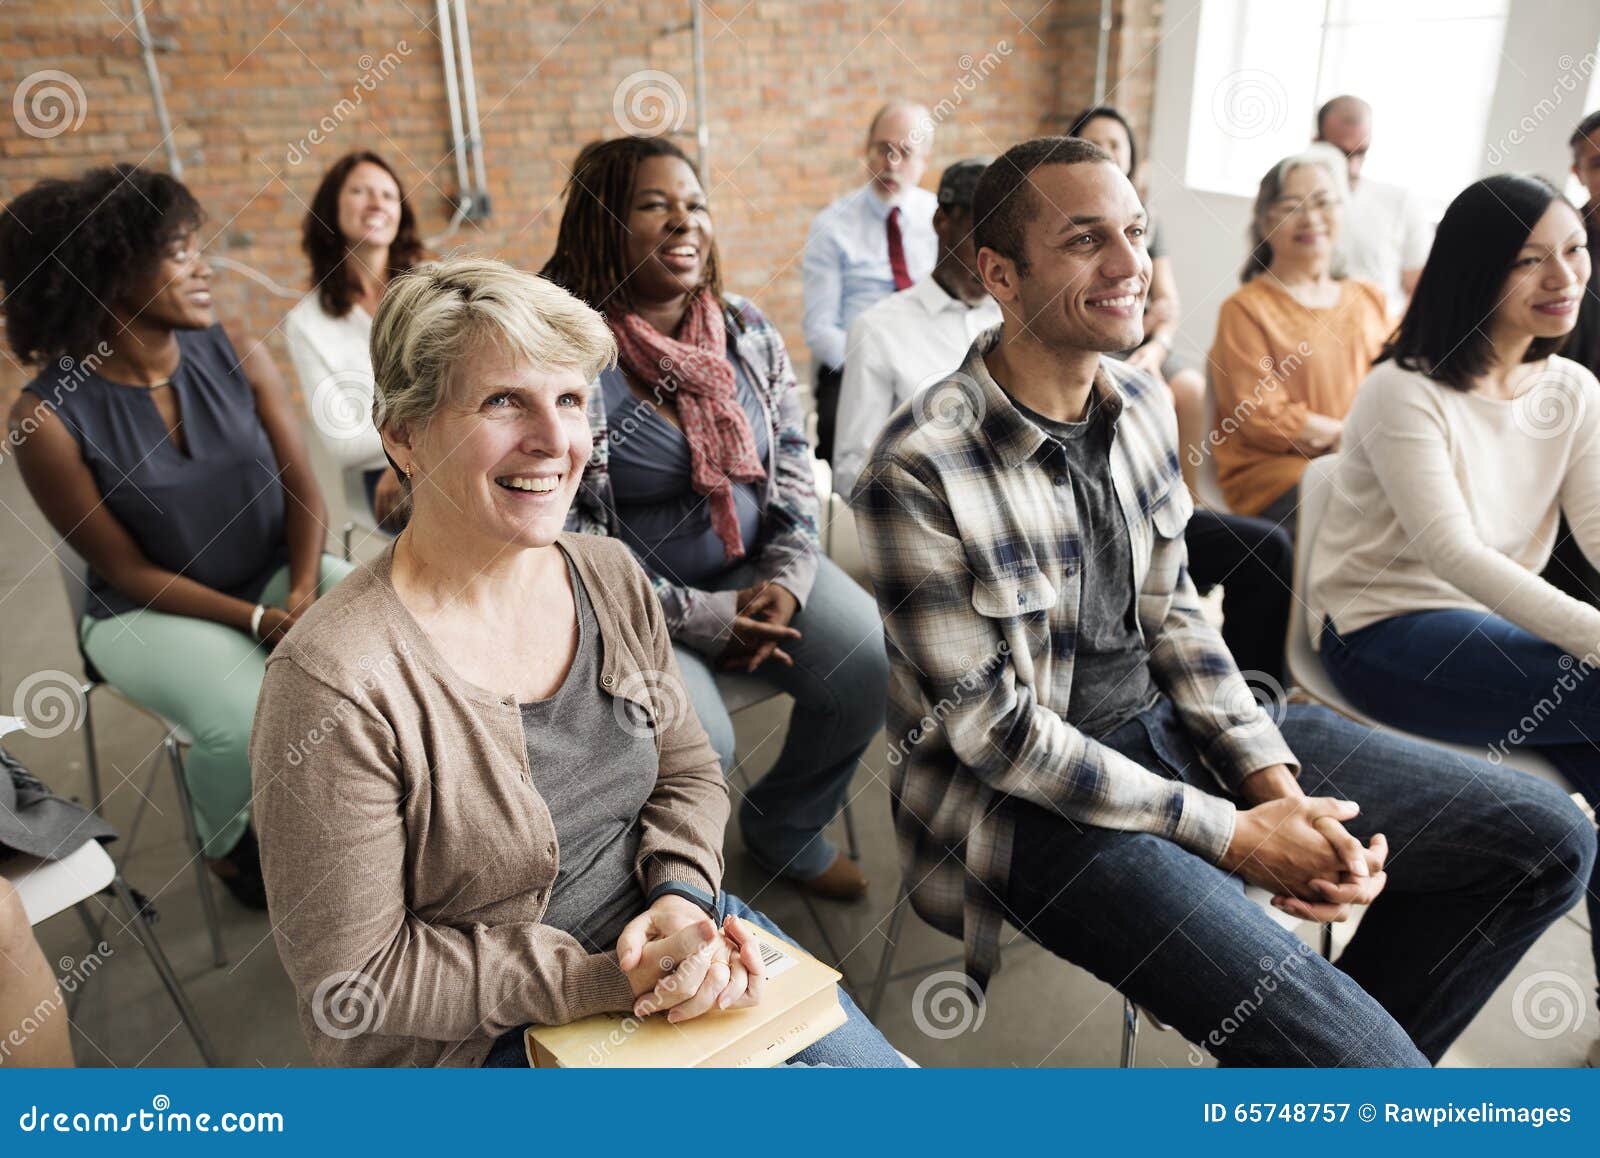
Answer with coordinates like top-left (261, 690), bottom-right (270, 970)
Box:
top-left (852, 137), bottom-right (1592, 1066)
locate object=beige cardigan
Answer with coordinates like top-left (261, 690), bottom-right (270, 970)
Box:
top-left (1308, 357), bottom-right (1600, 658)
top-left (249, 533), bottom-right (729, 1067)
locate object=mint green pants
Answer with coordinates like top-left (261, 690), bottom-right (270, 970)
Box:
top-left (80, 555), bottom-right (354, 857)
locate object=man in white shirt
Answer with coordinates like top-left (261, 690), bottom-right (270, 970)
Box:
top-left (1315, 95), bottom-right (1433, 317)
top-left (833, 159), bottom-right (1000, 498)
top-left (803, 100), bottom-right (939, 461)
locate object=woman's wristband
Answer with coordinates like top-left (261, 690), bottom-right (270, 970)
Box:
top-left (646, 881), bottom-right (721, 922)
top-left (249, 603), bottom-right (267, 640)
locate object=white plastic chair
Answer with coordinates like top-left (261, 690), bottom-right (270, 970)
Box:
top-left (54, 542), bottom-right (227, 968)
top-left (2, 722), bottom-right (218, 1065)
top-left (1288, 456), bottom-right (1575, 794)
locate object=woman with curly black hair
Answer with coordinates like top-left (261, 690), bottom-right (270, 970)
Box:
top-left (543, 137), bottom-right (886, 901)
top-left (284, 151), bottom-right (427, 527)
top-left (0, 165), bottom-right (352, 908)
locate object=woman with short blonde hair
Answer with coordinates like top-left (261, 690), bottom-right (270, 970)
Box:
top-left (250, 257), bottom-right (903, 1067)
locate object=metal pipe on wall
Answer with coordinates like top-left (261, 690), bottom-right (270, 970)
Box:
top-left (130, 0), bottom-right (183, 178)
top-left (435, 0), bottom-right (472, 206)
top-left (453, 0), bottom-right (491, 213)
top-left (691, 0), bottom-right (708, 177)
top-left (1093, 0), bottom-right (1113, 103)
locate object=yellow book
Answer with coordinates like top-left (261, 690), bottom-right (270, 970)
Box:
top-left (525, 928), bottom-right (846, 1068)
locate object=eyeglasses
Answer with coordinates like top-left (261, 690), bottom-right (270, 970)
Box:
top-left (1268, 193), bottom-right (1339, 218)
top-left (869, 139), bottom-right (923, 162)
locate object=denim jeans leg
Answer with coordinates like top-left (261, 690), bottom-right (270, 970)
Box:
top-left (733, 556), bottom-right (889, 881)
top-left (1002, 799), bottom-right (1426, 1066)
top-left (1274, 703), bottom-right (1595, 1058)
top-left (721, 894), bottom-right (905, 1067)
top-left (673, 642), bottom-right (738, 775)
top-left (1320, 611), bottom-right (1600, 1017)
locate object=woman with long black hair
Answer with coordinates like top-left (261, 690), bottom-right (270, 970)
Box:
top-left (1309, 173), bottom-right (1599, 1063)
top-left (284, 151), bottom-right (428, 526)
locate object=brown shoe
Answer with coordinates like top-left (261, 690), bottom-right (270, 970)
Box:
top-left (795, 852), bottom-right (868, 902)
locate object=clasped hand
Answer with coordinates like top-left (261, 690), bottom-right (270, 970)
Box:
top-left (615, 895), bottom-right (767, 1023)
top-left (1222, 769), bottom-right (1389, 924)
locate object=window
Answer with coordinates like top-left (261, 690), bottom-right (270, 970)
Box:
top-left (1186, 0), bottom-right (1508, 211)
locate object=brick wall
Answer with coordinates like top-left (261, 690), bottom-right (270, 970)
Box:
top-left (1, 0), bottom-right (1164, 407)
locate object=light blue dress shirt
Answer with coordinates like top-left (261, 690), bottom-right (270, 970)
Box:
top-left (801, 183), bottom-right (938, 370)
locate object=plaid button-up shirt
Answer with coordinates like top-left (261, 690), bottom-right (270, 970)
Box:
top-left (851, 327), bottom-right (1298, 987)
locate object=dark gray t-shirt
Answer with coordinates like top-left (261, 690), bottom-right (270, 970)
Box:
top-left (1010, 390), bottom-right (1157, 738)
top-left (520, 555), bottom-right (657, 953)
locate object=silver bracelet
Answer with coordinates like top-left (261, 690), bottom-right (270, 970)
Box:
top-left (249, 603), bottom-right (267, 640)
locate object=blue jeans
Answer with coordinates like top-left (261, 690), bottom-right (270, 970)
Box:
top-left (1002, 696), bottom-right (1593, 1066)
top-left (1322, 608), bottom-right (1600, 1010)
top-left (675, 555), bottom-right (888, 880)
top-left (482, 893), bottom-right (905, 1068)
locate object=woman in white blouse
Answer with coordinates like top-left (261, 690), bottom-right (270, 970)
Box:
top-left (1308, 173), bottom-right (1599, 1059)
top-left (284, 151), bottom-right (427, 526)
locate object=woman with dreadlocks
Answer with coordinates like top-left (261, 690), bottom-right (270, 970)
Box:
top-left (544, 136), bottom-right (885, 901)
top-left (0, 165), bottom-right (352, 909)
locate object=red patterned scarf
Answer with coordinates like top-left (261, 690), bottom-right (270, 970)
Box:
top-left (608, 291), bottom-right (767, 561)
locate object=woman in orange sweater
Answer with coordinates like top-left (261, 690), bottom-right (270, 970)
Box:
top-left (1208, 147), bottom-right (1392, 525)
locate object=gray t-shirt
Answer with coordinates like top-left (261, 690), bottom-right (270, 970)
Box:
top-left (1010, 390), bottom-right (1157, 738)
top-left (520, 554), bottom-right (658, 952)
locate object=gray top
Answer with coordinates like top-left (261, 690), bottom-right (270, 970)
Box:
top-left (598, 344), bottom-right (769, 589)
top-left (1010, 390), bottom-right (1157, 738)
top-left (519, 554), bottom-right (657, 953)
top-left (29, 325), bottom-right (287, 619)
top-left (0, 746), bottom-right (116, 860)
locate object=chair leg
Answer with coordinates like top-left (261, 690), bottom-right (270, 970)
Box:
top-left (166, 736), bottom-right (226, 968)
top-left (342, 521), bottom-right (355, 561)
top-left (1320, 921), bottom-right (1335, 960)
top-left (1120, 996), bottom-right (1140, 1067)
top-left (81, 689), bottom-right (103, 813)
top-left (841, 798), bottom-right (861, 862)
top-left (867, 884), bottom-right (911, 1021)
top-left (111, 874), bottom-right (218, 1066)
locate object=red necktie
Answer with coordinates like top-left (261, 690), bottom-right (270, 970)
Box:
top-left (887, 206), bottom-right (913, 290)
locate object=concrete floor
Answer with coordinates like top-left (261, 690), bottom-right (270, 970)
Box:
top-left (1, 448), bottom-right (1595, 1068)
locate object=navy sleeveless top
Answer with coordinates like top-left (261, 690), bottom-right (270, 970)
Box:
top-left (31, 325), bottom-right (287, 619)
